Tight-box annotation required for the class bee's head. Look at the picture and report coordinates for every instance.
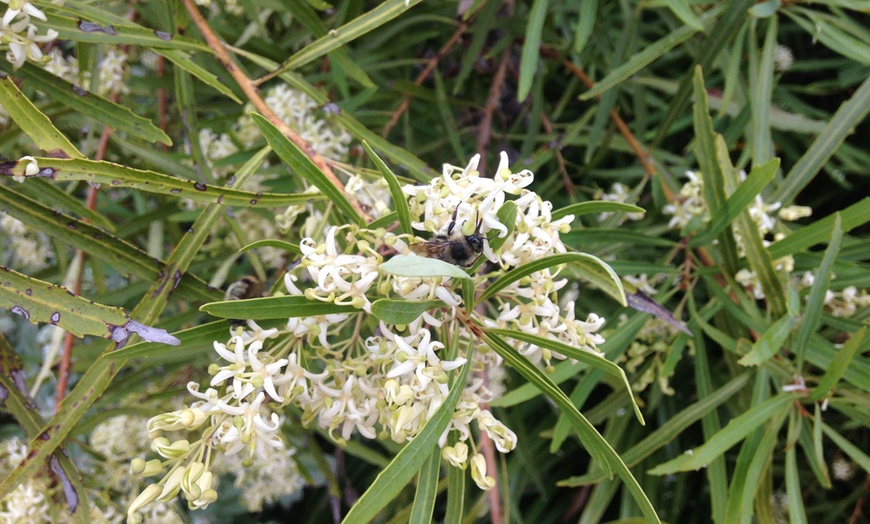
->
[466,217,484,253]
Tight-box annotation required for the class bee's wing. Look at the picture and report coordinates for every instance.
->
[409,240,453,260]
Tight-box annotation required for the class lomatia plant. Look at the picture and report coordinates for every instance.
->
[130,148,651,522]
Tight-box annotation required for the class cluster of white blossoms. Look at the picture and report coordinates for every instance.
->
[597,182,645,225]
[130,152,608,518]
[0,0,57,68]
[0,211,53,270]
[234,84,352,160]
[664,171,809,298]
[41,46,131,97]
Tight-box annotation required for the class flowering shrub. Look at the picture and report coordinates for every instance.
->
[128,152,629,520]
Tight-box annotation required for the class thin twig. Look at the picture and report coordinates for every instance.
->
[181,0,370,221]
[382,21,468,138]
[539,112,575,196]
[561,59,671,200]
[476,50,510,176]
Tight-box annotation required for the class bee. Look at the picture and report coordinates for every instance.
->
[410,206,484,267]
[224,275,264,302]
[224,276,264,329]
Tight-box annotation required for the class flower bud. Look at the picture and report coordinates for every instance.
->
[442,442,468,468]
[470,453,495,491]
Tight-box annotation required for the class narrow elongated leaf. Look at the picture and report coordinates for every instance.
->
[0,266,179,345]
[478,253,625,306]
[482,332,660,523]
[551,201,645,222]
[371,299,445,325]
[252,113,362,223]
[0,157,317,207]
[157,49,242,104]
[808,327,865,402]
[273,0,421,76]
[410,450,440,524]
[648,393,798,474]
[0,61,170,145]
[573,0,598,53]
[518,0,548,101]
[560,373,751,486]
[692,67,740,276]
[736,313,796,366]
[201,296,360,319]
[821,422,870,474]
[0,76,82,157]
[580,6,722,100]
[16,180,114,231]
[772,75,870,204]
[486,329,643,424]
[768,198,870,259]
[342,357,469,524]
[0,337,91,523]
[666,0,705,30]
[689,158,779,247]
[380,255,472,280]
[794,214,842,371]
[38,10,208,51]
[0,187,218,302]
[748,16,778,166]
[363,141,413,234]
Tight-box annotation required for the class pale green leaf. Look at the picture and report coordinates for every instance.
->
[380,255,472,280]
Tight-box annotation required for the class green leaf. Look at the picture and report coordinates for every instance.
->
[0,266,179,345]
[771,75,870,204]
[794,213,842,371]
[342,355,469,524]
[363,141,413,234]
[38,9,208,52]
[559,373,751,486]
[580,7,721,100]
[808,327,865,402]
[692,67,740,276]
[821,422,870,475]
[478,253,625,306]
[239,239,302,255]
[482,332,660,523]
[748,16,778,166]
[689,158,779,247]
[518,0,548,101]
[157,49,242,104]
[573,0,597,53]
[768,198,870,259]
[486,201,518,252]
[200,296,360,319]
[648,393,798,474]
[252,113,362,223]
[1,157,317,207]
[272,0,421,77]
[0,62,171,145]
[736,313,796,366]
[666,0,705,30]
[486,329,643,425]
[551,201,646,222]
[380,255,472,280]
[0,186,218,303]
[0,76,82,157]
[409,451,440,524]
[371,299,445,325]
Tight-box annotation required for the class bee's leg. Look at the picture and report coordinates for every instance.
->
[446,205,460,235]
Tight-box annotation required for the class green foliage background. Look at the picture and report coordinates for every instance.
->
[0,0,868,523]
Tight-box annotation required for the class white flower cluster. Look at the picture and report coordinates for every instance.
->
[235,84,352,161]
[0,211,53,270]
[0,437,52,522]
[131,153,608,517]
[663,170,813,300]
[598,182,645,225]
[0,0,57,68]
[41,46,130,97]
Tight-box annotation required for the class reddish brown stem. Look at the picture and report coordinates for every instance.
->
[181,0,369,221]
[382,21,468,138]
[476,50,510,176]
